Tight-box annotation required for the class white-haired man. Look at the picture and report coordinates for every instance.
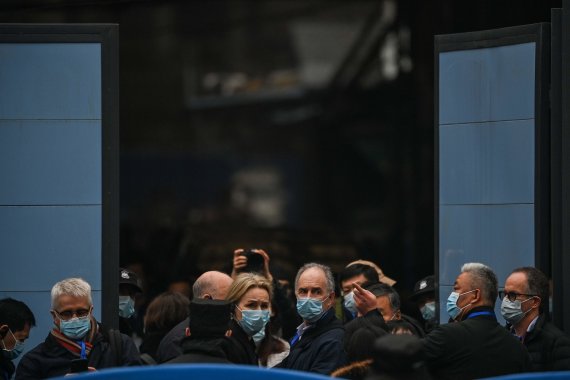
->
[16,278,140,379]
[423,263,530,379]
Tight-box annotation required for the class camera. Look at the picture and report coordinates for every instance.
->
[239,249,265,274]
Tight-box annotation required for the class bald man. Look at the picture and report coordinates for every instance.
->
[155,271,233,363]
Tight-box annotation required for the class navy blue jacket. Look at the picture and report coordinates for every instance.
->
[279,309,346,375]
[15,329,140,379]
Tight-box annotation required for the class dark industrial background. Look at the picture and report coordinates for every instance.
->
[0,0,560,297]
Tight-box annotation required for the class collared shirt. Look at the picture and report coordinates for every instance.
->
[527,316,539,333]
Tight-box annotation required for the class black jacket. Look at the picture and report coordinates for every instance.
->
[423,306,530,380]
[0,353,15,380]
[225,320,258,365]
[155,317,187,363]
[523,313,570,371]
[165,337,231,365]
[279,309,346,375]
[15,329,140,380]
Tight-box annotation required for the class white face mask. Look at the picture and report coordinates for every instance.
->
[500,297,533,325]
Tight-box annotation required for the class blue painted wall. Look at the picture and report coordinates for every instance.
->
[438,42,536,323]
[0,42,102,361]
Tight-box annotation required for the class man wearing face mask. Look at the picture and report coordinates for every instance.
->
[278,263,346,375]
[422,263,530,379]
[15,278,140,379]
[0,299,36,380]
[118,268,142,338]
[410,275,437,333]
[339,264,379,323]
[501,267,570,371]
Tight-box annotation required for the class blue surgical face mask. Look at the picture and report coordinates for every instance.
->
[1,329,25,359]
[420,301,436,321]
[237,307,270,337]
[252,327,266,344]
[119,296,136,319]
[343,292,358,316]
[59,316,91,340]
[447,290,476,321]
[296,296,329,323]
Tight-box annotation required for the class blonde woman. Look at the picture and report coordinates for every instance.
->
[225,273,289,366]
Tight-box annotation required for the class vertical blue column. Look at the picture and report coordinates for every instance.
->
[438,42,537,323]
[0,43,102,358]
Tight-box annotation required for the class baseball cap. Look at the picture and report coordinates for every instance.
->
[409,275,435,302]
[119,268,142,293]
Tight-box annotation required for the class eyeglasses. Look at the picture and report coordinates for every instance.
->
[498,290,537,302]
[53,308,91,321]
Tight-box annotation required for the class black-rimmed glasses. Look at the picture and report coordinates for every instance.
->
[498,290,537,302]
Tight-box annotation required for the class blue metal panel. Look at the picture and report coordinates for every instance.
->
[439,204,535,286]
[0,206,102,291]
[439,119,535,205]
[0,120,101,205]
[52,364,334,380]
[439,42,535,124]
[0,290,102,367]
[0,43,101,119]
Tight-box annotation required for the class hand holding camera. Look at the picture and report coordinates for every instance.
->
[231,248,272,282]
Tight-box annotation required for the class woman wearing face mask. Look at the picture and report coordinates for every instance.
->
[225,273,273,365]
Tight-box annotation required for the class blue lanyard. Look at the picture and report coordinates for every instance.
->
[79,341,86,359]
[466,311,495,319]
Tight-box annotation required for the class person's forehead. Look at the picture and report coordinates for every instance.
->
[455,272,470,285]
[505,272,528,290]
[242,287,269,301]
[56,294,91,309]
[13,323,31,340]
[341,274,366,289]
[298,267,326,286]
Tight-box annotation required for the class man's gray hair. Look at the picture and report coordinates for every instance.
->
[461,263,498,306]
[295,263,335,294]
[51,278,92,309]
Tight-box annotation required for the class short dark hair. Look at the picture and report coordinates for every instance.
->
[366,283,400,311]
[339,264,379,287]
[0,298,36,332]
[512,267,549,314]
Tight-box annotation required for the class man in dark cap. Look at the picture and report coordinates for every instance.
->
[410,275,436,333]
[118,268,143,337]
[165,299,232,364]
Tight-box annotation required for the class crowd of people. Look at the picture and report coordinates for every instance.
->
[1,249,569,380]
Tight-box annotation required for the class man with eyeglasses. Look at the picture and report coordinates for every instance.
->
[16,278,140,379]
[278,263,346,375]
[501,267,570,371]
[422,263,530,379]
[0,298,35,380]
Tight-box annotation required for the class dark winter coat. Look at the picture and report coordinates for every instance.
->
[165,337,231,365]
[225,320,258,365]
[279,309,346,375]
[15,329,140,380]
[523,313,570,371]
[423,306,531,380]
